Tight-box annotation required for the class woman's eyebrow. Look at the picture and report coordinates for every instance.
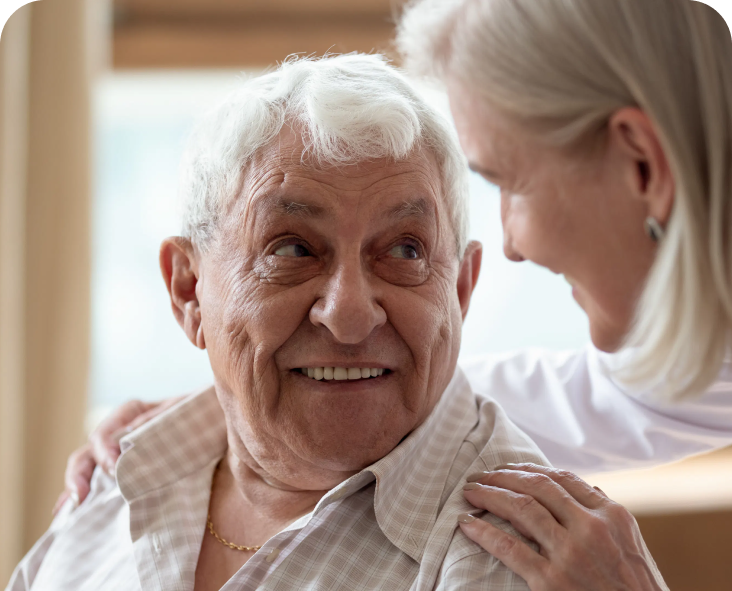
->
[468,162,501,180]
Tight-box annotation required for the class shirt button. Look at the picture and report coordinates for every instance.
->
[265,547,280,563]
[152,533,162,554]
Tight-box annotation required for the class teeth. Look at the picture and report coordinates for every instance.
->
[298,367,386,381]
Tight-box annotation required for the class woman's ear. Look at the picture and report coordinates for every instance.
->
[608,107,675,225]
[457,240,483,321]
[160,237,206,350]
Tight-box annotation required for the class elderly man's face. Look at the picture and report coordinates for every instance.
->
[162,131,481,490]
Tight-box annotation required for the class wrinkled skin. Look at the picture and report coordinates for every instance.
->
[174,131,476,492]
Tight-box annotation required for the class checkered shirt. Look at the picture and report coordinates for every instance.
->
[8,368,550,591]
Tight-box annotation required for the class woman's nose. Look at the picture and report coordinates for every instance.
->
[503,235,525,262]
[309,265,387,344]
[500,190,525,263]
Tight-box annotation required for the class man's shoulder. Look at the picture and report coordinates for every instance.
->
[464,380,551,470]
[438,515,532,590]
[115,386,227,501]
[410,372,541,590]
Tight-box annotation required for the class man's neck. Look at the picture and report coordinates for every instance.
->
[219,449,328,528]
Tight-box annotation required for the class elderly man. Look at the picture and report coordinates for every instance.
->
[8,54,547,591]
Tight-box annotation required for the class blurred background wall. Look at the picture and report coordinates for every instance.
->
[1,0,96,581]
[0,0,730,589]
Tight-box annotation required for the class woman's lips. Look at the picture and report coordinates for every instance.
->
[563,274,577,287]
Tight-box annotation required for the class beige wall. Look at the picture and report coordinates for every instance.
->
[0,0,97,583]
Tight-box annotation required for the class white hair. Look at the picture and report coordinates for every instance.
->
[179,53,469,257]
[398,0,732,401]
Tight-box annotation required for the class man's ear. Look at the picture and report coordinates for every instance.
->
[457,240,483,321]
[608,107,675,225]
[160,237,206,350]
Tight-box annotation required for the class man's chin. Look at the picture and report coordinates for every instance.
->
[296,427,411,474]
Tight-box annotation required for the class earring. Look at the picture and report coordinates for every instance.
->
[644,217,665,242]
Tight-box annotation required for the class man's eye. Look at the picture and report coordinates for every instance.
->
[274,243,311,257]
[388,243,420,260]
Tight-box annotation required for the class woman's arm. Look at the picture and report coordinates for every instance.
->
[455,344,732,590]
[461,345,732,475]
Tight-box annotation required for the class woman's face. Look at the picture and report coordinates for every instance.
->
[448,85,658,351]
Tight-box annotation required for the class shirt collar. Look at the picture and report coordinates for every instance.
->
[117,368,478,564]
[308,368,478,563]
[367,368,477,562]
[117,386,227,502]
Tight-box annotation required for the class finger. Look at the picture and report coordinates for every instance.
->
[495,463,608,510]
[593,485,608,498]
[91,400,157,473]
[463,483,566,551]
[125,397,178,432]
[457,513,548,588]
[467,468,588,527]
[64,443,95,504]
[52,491,70,517]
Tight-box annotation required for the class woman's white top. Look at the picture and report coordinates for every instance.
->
[460,345,732,475]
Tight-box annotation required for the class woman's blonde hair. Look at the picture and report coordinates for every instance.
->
[398,0,732,401]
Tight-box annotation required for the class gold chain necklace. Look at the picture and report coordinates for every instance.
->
[207,513,262,552]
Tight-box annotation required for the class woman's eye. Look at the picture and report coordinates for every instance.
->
[389,243,420,260]
[273,243,311,257]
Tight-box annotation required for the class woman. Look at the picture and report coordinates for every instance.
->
[61,0,732,589]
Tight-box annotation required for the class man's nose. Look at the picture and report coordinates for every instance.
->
[500,189,525,263]
[309,264,387,344]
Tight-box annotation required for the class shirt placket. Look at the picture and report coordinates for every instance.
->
[222,524,305,590]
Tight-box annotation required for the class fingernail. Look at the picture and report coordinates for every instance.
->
[466,471,489,483]
[463,482,481,491]
[457,513,476,524]
[104,459,116,476]
[69,490,80,508]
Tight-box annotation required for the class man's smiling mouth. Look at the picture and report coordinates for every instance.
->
[294,367,389,381]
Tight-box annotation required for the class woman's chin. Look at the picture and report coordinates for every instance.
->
[588,318,627,353]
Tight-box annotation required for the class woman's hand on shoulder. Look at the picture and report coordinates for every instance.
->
[458,463,667,591]
[53,397,184,515]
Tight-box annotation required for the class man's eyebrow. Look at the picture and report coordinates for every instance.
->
[273,199,328,218]
[385,197,434,221]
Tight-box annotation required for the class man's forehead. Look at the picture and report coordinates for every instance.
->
[241,155,443,222]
